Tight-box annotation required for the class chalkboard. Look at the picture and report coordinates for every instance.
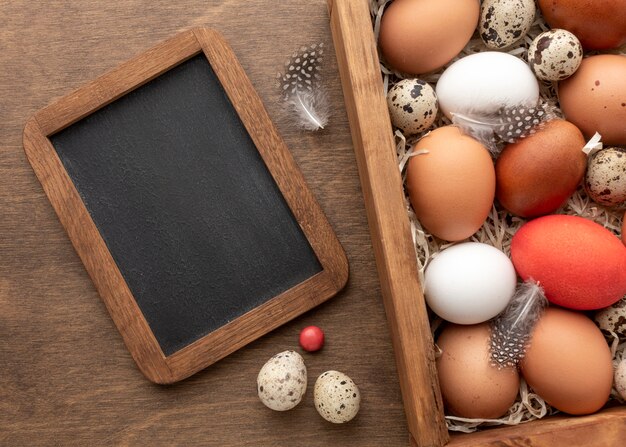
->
[23,28,348,383]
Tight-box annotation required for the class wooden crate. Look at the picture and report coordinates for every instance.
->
[327,1,626,446]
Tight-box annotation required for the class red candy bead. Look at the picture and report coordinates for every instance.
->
[299,326,324,352]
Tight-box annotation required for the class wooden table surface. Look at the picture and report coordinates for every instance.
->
[0,1,411,446]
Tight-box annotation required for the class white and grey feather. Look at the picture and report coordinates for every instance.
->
[451,100,559,156]
[489,280,548,369]
[279,43,330,131]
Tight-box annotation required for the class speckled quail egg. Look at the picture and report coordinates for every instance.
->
[584,147,626,208]
[615,359,626,400]
[257,350,307,411]
[529,29,583,81]
[479,0,535,49]
[386,79,438,136]
[595,296,626,337]
[314,370,360,423]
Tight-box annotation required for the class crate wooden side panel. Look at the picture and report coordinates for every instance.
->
[445,407,626,446]
[328,1,448,446]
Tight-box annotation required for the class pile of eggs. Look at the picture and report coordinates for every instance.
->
[375,0,626,426]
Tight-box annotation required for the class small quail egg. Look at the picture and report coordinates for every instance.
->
[529,29,583,81]
[584,147,626,208]
[615,358,626,400]
[257,350,307,411]
[595,296,626,337]
[314,370,360,423]
[386,79,438,136]
[480,0,535,49]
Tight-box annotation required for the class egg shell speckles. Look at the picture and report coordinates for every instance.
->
[595,296,626,337]
[528,29,583,81]
[386,79,438,136]
[615,359,626,400]
[257,350,307,411]
[314,370,360,423]
[585,147,626,209]
[622,211,626,245]
[480,0,535,49]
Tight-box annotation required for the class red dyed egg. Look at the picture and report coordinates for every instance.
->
[511,215,626,310]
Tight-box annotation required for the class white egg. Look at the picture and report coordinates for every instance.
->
[528,29,583,81]
[257,350,307,411]
[314,370,360,423]
[436,52,539,119]
[386,79,438,135]
[480,0,535,49]
[424,242,517,324]
[615,358,626,400]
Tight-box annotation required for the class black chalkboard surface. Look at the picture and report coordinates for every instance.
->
[23,28,348,383]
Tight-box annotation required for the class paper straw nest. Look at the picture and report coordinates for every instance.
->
[369,0,626,433]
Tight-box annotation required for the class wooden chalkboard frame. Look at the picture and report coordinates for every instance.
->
[23,28,349,384]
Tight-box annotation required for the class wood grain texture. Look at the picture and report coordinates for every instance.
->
[445,407,626,446]
[34,30,202,135]
[328,1,448,446]
[1,1,409,446]
[5,1,623,446]
[24,26,348,384]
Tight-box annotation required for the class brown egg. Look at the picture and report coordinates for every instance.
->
[436,323,520,419]
[406,126,495,241]
[379,0,479,75]
[558,55,626,146]
[538,0,626,50]
[495,120,587,218]
[520,307,613,415]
